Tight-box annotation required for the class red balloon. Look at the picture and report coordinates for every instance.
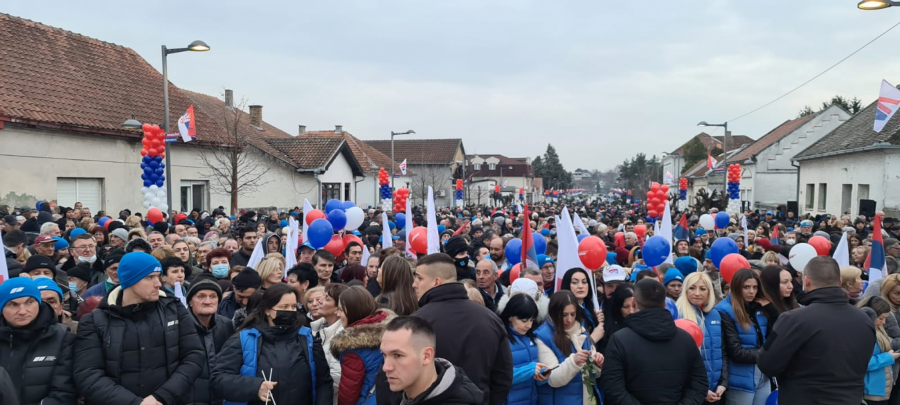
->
[660,185,669,193]
[140,149,148,156]
[158,153,165,159]
[343,234,364,252]
[409,227,428,254]
[147,208,163,224]
[634,224,647,239]
[324,235,344,257]
[650,183,659,192]
[808,236,831,256]
[648,210,658,218]
[719,253,750,284]
[578,236,608,270]
[675,319,703,348]
[305,209,327,225]
[148,148,158,156]
[141,123,151,132]
[509,263,522,285]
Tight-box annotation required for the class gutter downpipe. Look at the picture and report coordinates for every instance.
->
[790,159,800,215]
[297,167,326,208]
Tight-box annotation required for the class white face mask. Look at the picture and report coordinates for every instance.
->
[77,255,97,264]
[786,239,796,246]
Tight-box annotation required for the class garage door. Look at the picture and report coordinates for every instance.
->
[57,178,103,211]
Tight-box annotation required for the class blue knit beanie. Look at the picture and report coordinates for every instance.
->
[695,228,707,237]
[664,268,685,286]
[675,256,699,275]
[540,228,551,237]
[537,254,554,269]
[69,228,87,240]
[117,252,162,290]
[606,252,617,266]
[34,277,63,301]
[52,236,69,251]
[0,277,42,310]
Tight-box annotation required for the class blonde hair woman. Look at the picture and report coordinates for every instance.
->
[840,266,863,304]
[761,251,779,267]
[124,215,142,230]
[675,272,728,402]
[256,253,285,289]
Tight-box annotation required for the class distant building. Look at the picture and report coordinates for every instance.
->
[365,139,466,207]
[465,154,535,205]
[662,132,754,183]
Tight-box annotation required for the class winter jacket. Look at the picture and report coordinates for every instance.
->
[757,286,875,405]
[507,328,540,405]
[865,342,894,400]
[600,308,708,405]
[0,366,19,405]
[310,317,344,403]
[496,293,549,325]
[330,310,395,405]
[0,303,76,405]
[4,247,22,278]
[687,306,728,392]
[374,358,484,405]
[715,296,767,393]
[184,314,235,405]
[211,323,333,405]
[534,322,598,405]
[413,282,513,405]
[217,292,241,320]
[73,287,205,405]
[230,250,252,268]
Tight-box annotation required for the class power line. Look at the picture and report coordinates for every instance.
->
[727,18,900,123]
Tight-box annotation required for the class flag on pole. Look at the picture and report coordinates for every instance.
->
[659,201,674,265]
[302,199,313,244]
[453,221,469,237]
[284,217,300,274]
[557,207,601,310]
[573,213,589,235]
[426,186,440,255]
[405,197,415,259]
[770,224,780,246]
[399,159,407,176]
[381,212,393,249]
[707,154,718,170]
[0,247,8,284]
[246,236,266,269]
[866,214,887,282]
[521,204,538,268]
[361,243,371,270]
[177,105,196,142]
[673,213,689,241]
[875,80,900,132]
[833,231,850,267]
[741,215,749,253]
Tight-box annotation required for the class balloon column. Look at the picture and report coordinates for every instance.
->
[455,179,464,207]
[678,178,688,211]
[378,168,392,211]
[552,190,559,201]
[494,185,501,207]
[518,188,524,201]
[644,182,669,220]
[726,164,741,214]
[393,188,409,213]
[139,124,169,213]
[543,189,549,202]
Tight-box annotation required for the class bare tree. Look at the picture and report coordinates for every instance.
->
[194,97,272,213]
[410,164,451,206]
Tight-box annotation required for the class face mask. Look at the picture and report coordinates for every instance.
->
[77,255,97,264]
[34,275,52,280]
[454,257,468,268]
[271,310,297,327]
[69,282,79,294]
[211,264,229,278]
[786,239,796,246]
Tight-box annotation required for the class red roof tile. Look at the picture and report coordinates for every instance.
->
[730,114,816,163]
[364,139,464,165]
[299,130,410,175]
[265,137,364,176]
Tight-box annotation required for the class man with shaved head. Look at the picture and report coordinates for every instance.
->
[412,253,512,405]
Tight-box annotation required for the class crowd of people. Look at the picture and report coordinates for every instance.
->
[0,199,898,405]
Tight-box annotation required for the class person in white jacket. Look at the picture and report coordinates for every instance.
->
[309,283,348,404]
[496,275,549,324]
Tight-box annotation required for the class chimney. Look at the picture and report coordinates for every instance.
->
[298,125,306,135]
[335,125,343,134]
[249,105,262,127]
[224,89,233,108]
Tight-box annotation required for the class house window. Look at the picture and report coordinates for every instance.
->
[180,181,209,213]
[57,178,103,211]
[473,163,481,170]
[818,183,827,210]
[841,184,852,215]
[805,184,815,209]
[323,183,341,201]
[344,183,351,201]
[488,163,496,170]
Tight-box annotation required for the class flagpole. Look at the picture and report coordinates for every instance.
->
[162,45,173,220]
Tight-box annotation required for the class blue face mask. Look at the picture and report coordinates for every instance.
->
[68,282,79,294]
[211,264,229,278]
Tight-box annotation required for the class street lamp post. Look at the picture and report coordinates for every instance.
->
[390,130,415,190]
[858,0,900,9]
[697,121,728,195]
[162,40,209,221]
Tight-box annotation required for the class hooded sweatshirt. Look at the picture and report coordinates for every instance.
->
[375,358,484,405]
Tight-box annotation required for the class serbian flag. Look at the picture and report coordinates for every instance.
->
[874,80,900,132]
[707,154,718,169]
[177,105,197,142]
[521,204,539,268]
[673,213,690,241]
[770,224,780,246]
[866,214,887,282]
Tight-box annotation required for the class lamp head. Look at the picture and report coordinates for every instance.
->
[188,40,210,52]
[122,118,142,130]
[858,0,893,9]
[697,121,710,127]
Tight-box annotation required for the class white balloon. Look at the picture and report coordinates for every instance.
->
[149,185,159,192]
[344,207,365,230]
[789,243,817,273]
[141,187,149,195]
[156,189,166,198]
[143,201,151,209]
[145,192,155,200]
[151,197,161,206]
[159,204,169,212]
[699,214,715,230]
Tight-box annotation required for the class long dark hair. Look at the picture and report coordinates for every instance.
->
[759,265,798,314]
[499,294,539,341]
[729,269,770,330]
[603,283,635,326]
[560,267,599,331]
[339,286,378,326]
[239,284,300,331]
[375,256,419,316]
[548,290,582,357]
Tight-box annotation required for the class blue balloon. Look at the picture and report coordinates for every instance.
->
[98,217,109,226]
[325,199,344,213]
[710,237,739,269]
[438,225,446,234]
[342,201,356,210]
[327,209,347,231]
[394,213,406,229]
[308,218,334,249]
[155,180,164,187]
[533,232,547,255]
[643,235,671,267]
[140,163,147,169]
[388,221,396,230]
[577,234,589,243]
[505,238,522,266]
[141,174,148,181]
[714,212,730,229]
[143,180,152,187]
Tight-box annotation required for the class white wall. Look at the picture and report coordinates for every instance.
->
[798,150,900,217]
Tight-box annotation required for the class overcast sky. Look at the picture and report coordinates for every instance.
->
[8,1,900,171]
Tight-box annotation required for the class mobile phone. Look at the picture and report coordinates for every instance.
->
[540,365,559,376]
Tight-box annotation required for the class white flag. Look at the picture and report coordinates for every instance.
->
[573,213,589,236]
[556,207,600,311]
[302,199,313,244]
[246,236,266,269]
[284,217,300,272]
[173,282,187,308]
[0,247,10,284]
[659,201,674,265]
[405,198,415,259]
[381,212,393,249]
[426,186,440,255]
[833,231,850,267]
[741,215,749,255]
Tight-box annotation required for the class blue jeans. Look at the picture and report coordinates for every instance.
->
[725,366,771,405]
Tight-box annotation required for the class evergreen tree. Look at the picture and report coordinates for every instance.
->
[534,144,572,190]
[681,137,706,173]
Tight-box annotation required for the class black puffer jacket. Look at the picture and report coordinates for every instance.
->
[3,247,22,278]
[413,283,512,405]
[211,323,333,405]
[184,314,234,405]
[0,303,76,405]
[375,358,484,405]
[0,366,19,405]
[600,308,708,405]
[73,287,205,405]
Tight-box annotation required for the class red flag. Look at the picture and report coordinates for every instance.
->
[521,204,538,268]
[453,221,469,237]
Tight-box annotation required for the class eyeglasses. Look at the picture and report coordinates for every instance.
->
[71,245,96,252]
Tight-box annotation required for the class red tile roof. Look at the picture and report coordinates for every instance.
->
[265,137,364,175]
[669,132,754,155]
[364,139,464,165]
[299,130,409,175]
[729,114,816,163]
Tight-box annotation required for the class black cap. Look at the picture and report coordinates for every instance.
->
[186,273,223,304]
[67,262,93,283]
[24,254,56,277]
[2,215,16,226]
[104,249,125,269]
[232,267,262,290]
[444,236,469,258]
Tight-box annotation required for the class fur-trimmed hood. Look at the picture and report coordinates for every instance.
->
[496,292,549,324]
[330,309,396,358]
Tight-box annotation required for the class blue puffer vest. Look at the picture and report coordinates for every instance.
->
[534,322,596,405]
[715,298,767,393]
[223,326,317,405]
[693,307,724,391]
[339,348,382,405]
[508,328,539,405]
